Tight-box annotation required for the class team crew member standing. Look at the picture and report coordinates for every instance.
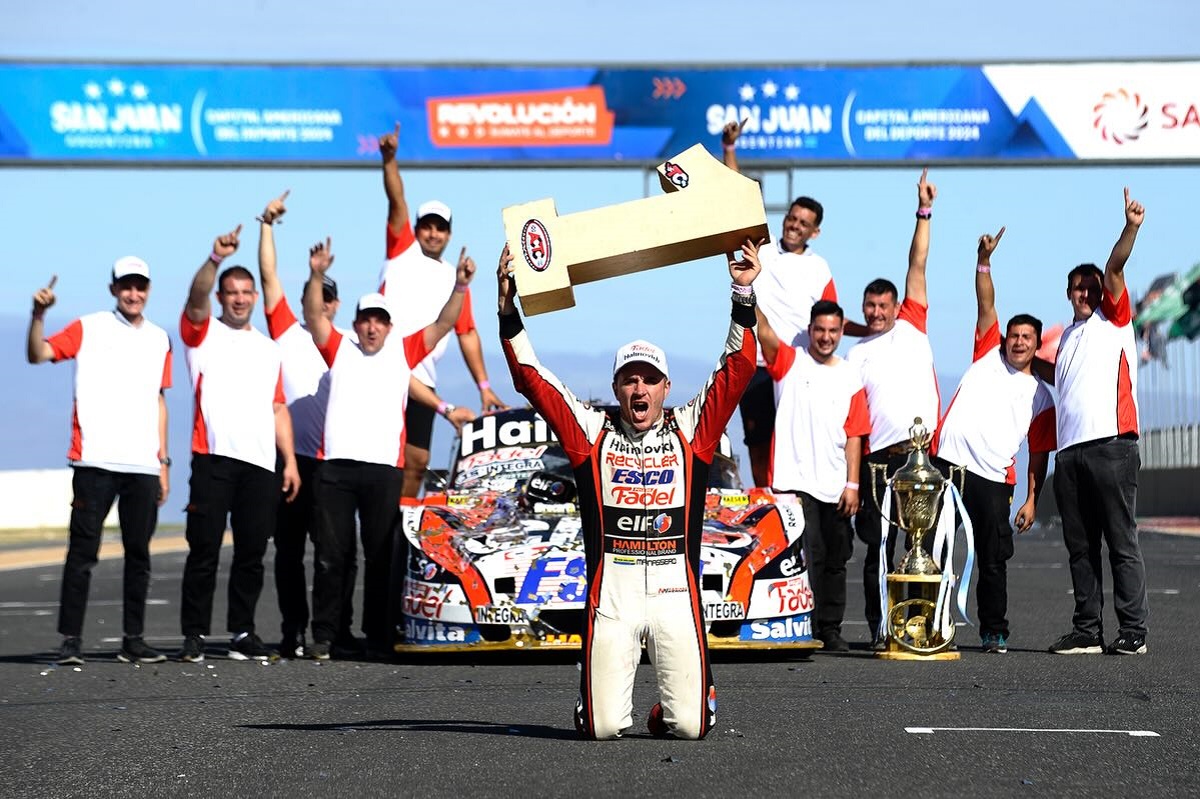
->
[933,228,1056,654]
[721,120,841,487]
[1046,188,1149,656]
[846,169,942,648]
[178,225,301,663]
[752,288,870,654]
[28,260,172,666]
[303,238,476,660]
[376,124,506,498]
[498,242,759,741]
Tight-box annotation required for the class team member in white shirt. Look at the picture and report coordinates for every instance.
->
[934,228,1057,654]
[28,259,172,666]
[377,124,507,499]
[846,169,942,648]
[752,279,870,653]
[1044,189,1149,657]
[178,225,301,664]
[721,121,852,487]
[302,238,476,660]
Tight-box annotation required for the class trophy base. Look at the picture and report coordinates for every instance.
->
[878,574,957,659]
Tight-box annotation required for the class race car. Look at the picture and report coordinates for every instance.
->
[394,407,818,653]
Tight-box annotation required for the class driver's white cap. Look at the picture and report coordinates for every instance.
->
[612,339,669,379]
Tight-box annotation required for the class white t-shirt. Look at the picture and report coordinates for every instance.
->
[378,219,475,388]
[845,298,941,453]
[754,242,837,367]
[316,327,432,467]
[936,321,1057,484]
[1055,288,1140,451]
[264,296,360,460]
[47,310,171,475]
[181,313,284,472]
[766,343,870,503]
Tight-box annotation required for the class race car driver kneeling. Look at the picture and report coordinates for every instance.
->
[497,242,760,740]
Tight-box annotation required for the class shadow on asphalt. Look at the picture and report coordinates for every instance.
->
[238,718,579,740]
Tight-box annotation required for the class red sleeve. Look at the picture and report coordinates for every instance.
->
[688,321,758,462]
[821,278,838,303]
[315,328,343,367]
[274,369,286,404]
[179,311,209,347]
[404,329,434,368]
[1101,285,1132,326]
[160,346,172,390]
[844,387,872,438]
[898,297,928,333]
[1028,405,1057,453]
[265,296,297,340]
[973,320,1001,362]
[454,289,476,335]
[46,319,83,362]
[764,342,795,381]
[386,219,416,260]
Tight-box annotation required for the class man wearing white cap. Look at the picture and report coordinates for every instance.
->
[498,241,760,741]
[377,124,507,498]
[302,238,476,660]
[27,257,172,666]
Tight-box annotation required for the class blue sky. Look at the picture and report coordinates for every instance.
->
[3,0,1198,518]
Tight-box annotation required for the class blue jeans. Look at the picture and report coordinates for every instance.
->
[1052,437,1148,638]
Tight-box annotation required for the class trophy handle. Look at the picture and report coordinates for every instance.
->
[951,465,967,495]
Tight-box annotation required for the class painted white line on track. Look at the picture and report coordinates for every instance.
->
[905,727,1159,737]
[0,599,169,608]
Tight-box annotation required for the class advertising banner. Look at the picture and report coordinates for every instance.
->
[1,61,1197,165]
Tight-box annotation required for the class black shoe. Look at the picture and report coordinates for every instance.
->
[365,640,396,662]
[870,633,887,652]
[228,632,276,661]
[1108,633,1148,655]
[817,631,850,653]
[178,635,206,663]
[332,633,365,659]
[57,636,85,666]
[118,636,167,664]
[279,632,307,660]
[1048,630,1104,655]
[307,640,332,661]
[981,633,1008,654]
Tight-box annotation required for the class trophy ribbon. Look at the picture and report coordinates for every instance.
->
[930,481,976,636]
[876,485,894,642]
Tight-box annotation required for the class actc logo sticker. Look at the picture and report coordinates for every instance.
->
[662,161,689,188]
[521,219,552,272]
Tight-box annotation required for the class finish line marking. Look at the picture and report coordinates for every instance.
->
[906,727,1159,737]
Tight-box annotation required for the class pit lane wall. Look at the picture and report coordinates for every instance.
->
[0,469,119,530]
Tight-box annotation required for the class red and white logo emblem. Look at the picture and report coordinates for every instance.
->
[662,161,689,188]
[1093,88,1149,145]
[520,219,552,272]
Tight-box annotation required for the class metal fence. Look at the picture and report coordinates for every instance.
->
[1137,337,1200,469]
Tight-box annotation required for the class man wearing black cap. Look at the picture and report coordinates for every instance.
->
[27,257,172,665]
[301,239,476,660]
[377,123,507,498]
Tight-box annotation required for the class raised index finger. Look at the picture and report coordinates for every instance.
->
[994,225,1006,242]
[278,189,290,203]
[919,167,929,183]
[47,274,58,290]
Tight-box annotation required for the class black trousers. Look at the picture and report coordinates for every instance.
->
[956,468,1015,638]
[311,459,402,647]
[58,467,160,638]
[272,455,358,639]
[1053,437,1148,638]
[797,492,853,638]
[853,450,906,632]
[180,454,281,636]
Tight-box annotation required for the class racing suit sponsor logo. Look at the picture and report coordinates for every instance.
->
[659,586,688,594]
[603,451,679,469]
[606,536,681,557]
[609,485,677,506]
[405,618,482,644]
[614,512,679,534]
[610,467,676,486]
[612,555,639,566]
[604,438,674,456]
[704,601,746,620]
[738,614,813,642]
[474,605,529,625]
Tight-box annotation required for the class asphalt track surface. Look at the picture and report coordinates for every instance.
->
[2,522,1197,798]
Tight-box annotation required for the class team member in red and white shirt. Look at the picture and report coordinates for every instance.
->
[845,169,942,647]
[376,124,507,498]
[934,228,1056,654]
[177,225,301,664]
[302,238,475,660]
[753,280,870,653]
[27,259,172,666]
[721,120,845,487]
[1043,189,1149,657]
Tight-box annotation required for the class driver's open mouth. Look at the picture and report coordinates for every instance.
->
[632,400,649,413]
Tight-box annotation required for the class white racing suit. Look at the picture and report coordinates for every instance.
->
[500,300,757,740]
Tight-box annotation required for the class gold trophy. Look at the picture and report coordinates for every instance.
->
[868,418,966,658]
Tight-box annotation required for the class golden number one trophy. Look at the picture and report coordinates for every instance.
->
[868,418,972,660]
[501,143,769,315]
